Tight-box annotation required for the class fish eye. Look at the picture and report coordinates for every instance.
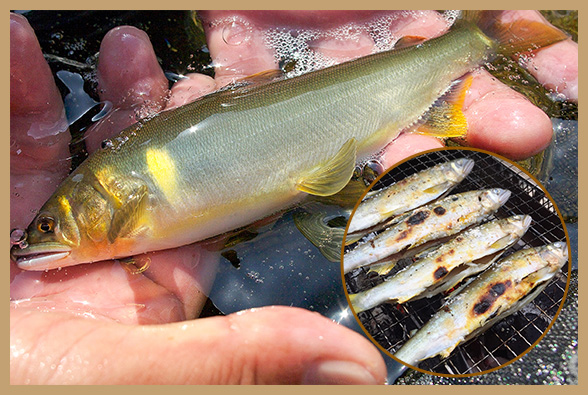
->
[37,216,55,233]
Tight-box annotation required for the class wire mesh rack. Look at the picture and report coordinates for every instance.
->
[344,148,569,375]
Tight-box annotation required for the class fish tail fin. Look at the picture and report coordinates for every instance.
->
[462,10,569,55]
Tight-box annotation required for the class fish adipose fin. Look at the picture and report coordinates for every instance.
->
[413,75,472,138]
[296,138,358,196]
[107,185,149,243]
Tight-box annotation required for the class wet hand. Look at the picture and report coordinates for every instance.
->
[10,12,386,385]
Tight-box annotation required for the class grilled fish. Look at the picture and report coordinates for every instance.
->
[11,13,566,270]
[349,215,532,313]
[343,189,511,274]
[393,242,568,368]
[348,158,474,235]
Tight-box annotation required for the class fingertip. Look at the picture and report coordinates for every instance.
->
[466,94,553,161]
[97,26,168,108]
[10,13,63,115]
[167,73,217,109]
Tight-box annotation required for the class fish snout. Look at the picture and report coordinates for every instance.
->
[487,188,511,207]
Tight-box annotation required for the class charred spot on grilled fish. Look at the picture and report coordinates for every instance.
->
[473,299,492,315]
[434,266,449,280]
[396,230,410,241]
[407,211,430,226]
[433,206,447,216]
[473,281,512,316]
[490,280,511,297]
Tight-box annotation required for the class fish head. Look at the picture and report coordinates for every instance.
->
[446,158,475,182]
[11,176,112,271]
[542,241,569,269]
[481,188,511,210]
[505,214,533,236]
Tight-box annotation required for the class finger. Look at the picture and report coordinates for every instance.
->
[463,69,553,160]
[10,260,186,324]
[10,13,71,230]
[11,306,387,384]
[380,133,444,169]
[166,73,217,110]
[501,11,577,103]
[85,26,169,153]
[136,244,220,319]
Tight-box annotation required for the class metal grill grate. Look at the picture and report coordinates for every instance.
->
[345,149,569,375]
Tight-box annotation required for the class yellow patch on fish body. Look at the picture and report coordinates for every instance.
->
[146,148,178,202]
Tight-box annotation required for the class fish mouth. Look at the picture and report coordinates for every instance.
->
[11,244,72,271]
[489,188,512,205]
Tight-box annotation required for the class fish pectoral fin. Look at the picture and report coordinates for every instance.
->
[368,259,398,276]
[489,235,515,250]
[293,210,344,262]
[413,75,472,138]
[296,138,358,196]
[107,185,149,243]
[422,180,454,195]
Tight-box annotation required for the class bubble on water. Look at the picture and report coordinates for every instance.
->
[442,10,461,27]
[10,228,28,248]
[222,19,252,46]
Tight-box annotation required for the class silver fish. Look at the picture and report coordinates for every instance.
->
[343,189,511,274]
[349,215,532,313]
[348,158,475,235]
[393,242,568,368]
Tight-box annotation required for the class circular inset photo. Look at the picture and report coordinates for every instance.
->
[342,148,570,377]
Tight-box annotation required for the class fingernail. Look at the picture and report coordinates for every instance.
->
[302,360,380,385]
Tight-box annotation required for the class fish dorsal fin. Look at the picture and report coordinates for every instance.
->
[238,69,286,85]
[297,138,358,196]
[413,74,472,138]
[293,210,344,262]
[394,35,428,49]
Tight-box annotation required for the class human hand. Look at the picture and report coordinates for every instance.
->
[10,12,387,385]
[10,10,576,384]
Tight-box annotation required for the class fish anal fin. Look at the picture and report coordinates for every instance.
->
[107,185,149,243]
[293,210,344,262]
[297,138,358,197]
[413,75,472,138]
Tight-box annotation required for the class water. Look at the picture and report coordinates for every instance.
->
[12,10,578,384]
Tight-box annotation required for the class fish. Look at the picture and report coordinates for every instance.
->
[11,12,567,270]
[348,215,532,313]
[347,158,475,235]
[343,188,511,274]
[393,242,568,368]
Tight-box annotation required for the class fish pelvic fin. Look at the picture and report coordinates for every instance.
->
[296,138,357,196]
[461,11,569,55]
[412,75,472,138]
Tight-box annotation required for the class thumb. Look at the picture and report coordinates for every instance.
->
[11,306,387,384]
